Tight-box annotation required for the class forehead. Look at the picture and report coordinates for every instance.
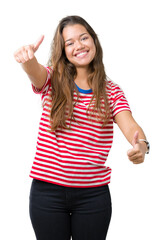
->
[62,24,89,41]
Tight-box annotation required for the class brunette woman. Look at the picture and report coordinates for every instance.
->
[14,15,149,240]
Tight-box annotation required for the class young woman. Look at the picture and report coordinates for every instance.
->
[14,15,149,240]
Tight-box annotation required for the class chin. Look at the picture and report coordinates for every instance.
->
[73,59,94,68]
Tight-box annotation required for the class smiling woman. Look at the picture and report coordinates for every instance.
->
[13,15,149,240]
[47,16,110,132]
[63,25,96,69]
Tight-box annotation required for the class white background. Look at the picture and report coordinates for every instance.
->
[1,0,163,239]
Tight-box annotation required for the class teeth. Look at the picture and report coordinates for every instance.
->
[76,51,87,57]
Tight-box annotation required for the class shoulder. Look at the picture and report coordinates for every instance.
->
[105,77,122,95]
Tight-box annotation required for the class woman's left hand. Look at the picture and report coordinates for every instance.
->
[127,131,146,164]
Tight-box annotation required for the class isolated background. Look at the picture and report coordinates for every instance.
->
[1,0,163,239]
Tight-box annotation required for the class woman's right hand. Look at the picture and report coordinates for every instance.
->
[13,35,48,89]
[14,35,44,64]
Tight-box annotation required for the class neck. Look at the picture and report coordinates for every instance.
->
[74,67,91,89]
[76,67,89,81]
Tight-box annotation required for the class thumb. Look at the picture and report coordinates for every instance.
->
[132,131,139,147]
[33,35,44,52]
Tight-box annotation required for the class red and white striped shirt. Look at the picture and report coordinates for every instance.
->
[29,66,131,188]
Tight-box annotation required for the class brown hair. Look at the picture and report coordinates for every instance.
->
[47,15,110,131]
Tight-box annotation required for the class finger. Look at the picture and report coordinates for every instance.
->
[132,158,144,164]
[22,49,30,62]
[15,56,21,63]
[128,152,144,163]
[132,161,143,164]
[127,149,139,158]
[28,48,34,59]
[16,52,26,63]
[132,131,139,146]
[26,46,34,59]
[14,51,21,63]
[128,154,142,161]
[14,47,27,63]
[33,35,44,52]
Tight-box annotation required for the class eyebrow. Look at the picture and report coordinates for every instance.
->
[64,33,88,43]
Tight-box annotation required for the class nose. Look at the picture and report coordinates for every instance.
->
[75,40,85,50]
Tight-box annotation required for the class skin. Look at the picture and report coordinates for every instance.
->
[62,24,96,89]
[13,35,48,89]
[114,111,147,164]
[13,25,148,164]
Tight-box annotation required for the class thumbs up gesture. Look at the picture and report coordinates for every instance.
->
[127,131,146,164]
[14,35,44,63]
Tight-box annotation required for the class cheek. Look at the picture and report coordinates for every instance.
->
[64,48,72,60]
[91,44,96,59]
[93,46,96,56]
[90,40,96,56]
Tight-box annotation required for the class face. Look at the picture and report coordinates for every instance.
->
[62,24,96,70]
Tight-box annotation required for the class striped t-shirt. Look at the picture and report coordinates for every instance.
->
[29,66,131,188]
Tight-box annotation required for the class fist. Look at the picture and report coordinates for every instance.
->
[127,131,146,164]
[13,35,44,63]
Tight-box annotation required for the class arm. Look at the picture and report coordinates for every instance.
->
[21,56,47,89]
[14,35,47,90]
[114,111,148,164]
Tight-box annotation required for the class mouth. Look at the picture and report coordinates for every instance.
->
[75,50,89,58]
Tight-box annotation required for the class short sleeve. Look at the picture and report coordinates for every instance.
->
[109,81,131,122]
[31,66,52,95]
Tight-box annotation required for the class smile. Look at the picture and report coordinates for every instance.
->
[75,51,89,58]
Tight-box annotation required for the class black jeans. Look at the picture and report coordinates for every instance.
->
[29,179,112,240]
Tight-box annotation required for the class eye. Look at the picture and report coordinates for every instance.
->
[66,42,74,47]
[81,36,88,41]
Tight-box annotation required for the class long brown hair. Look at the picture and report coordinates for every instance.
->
[47,15,110,131]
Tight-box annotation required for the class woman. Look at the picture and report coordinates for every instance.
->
[14,15,149,240]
